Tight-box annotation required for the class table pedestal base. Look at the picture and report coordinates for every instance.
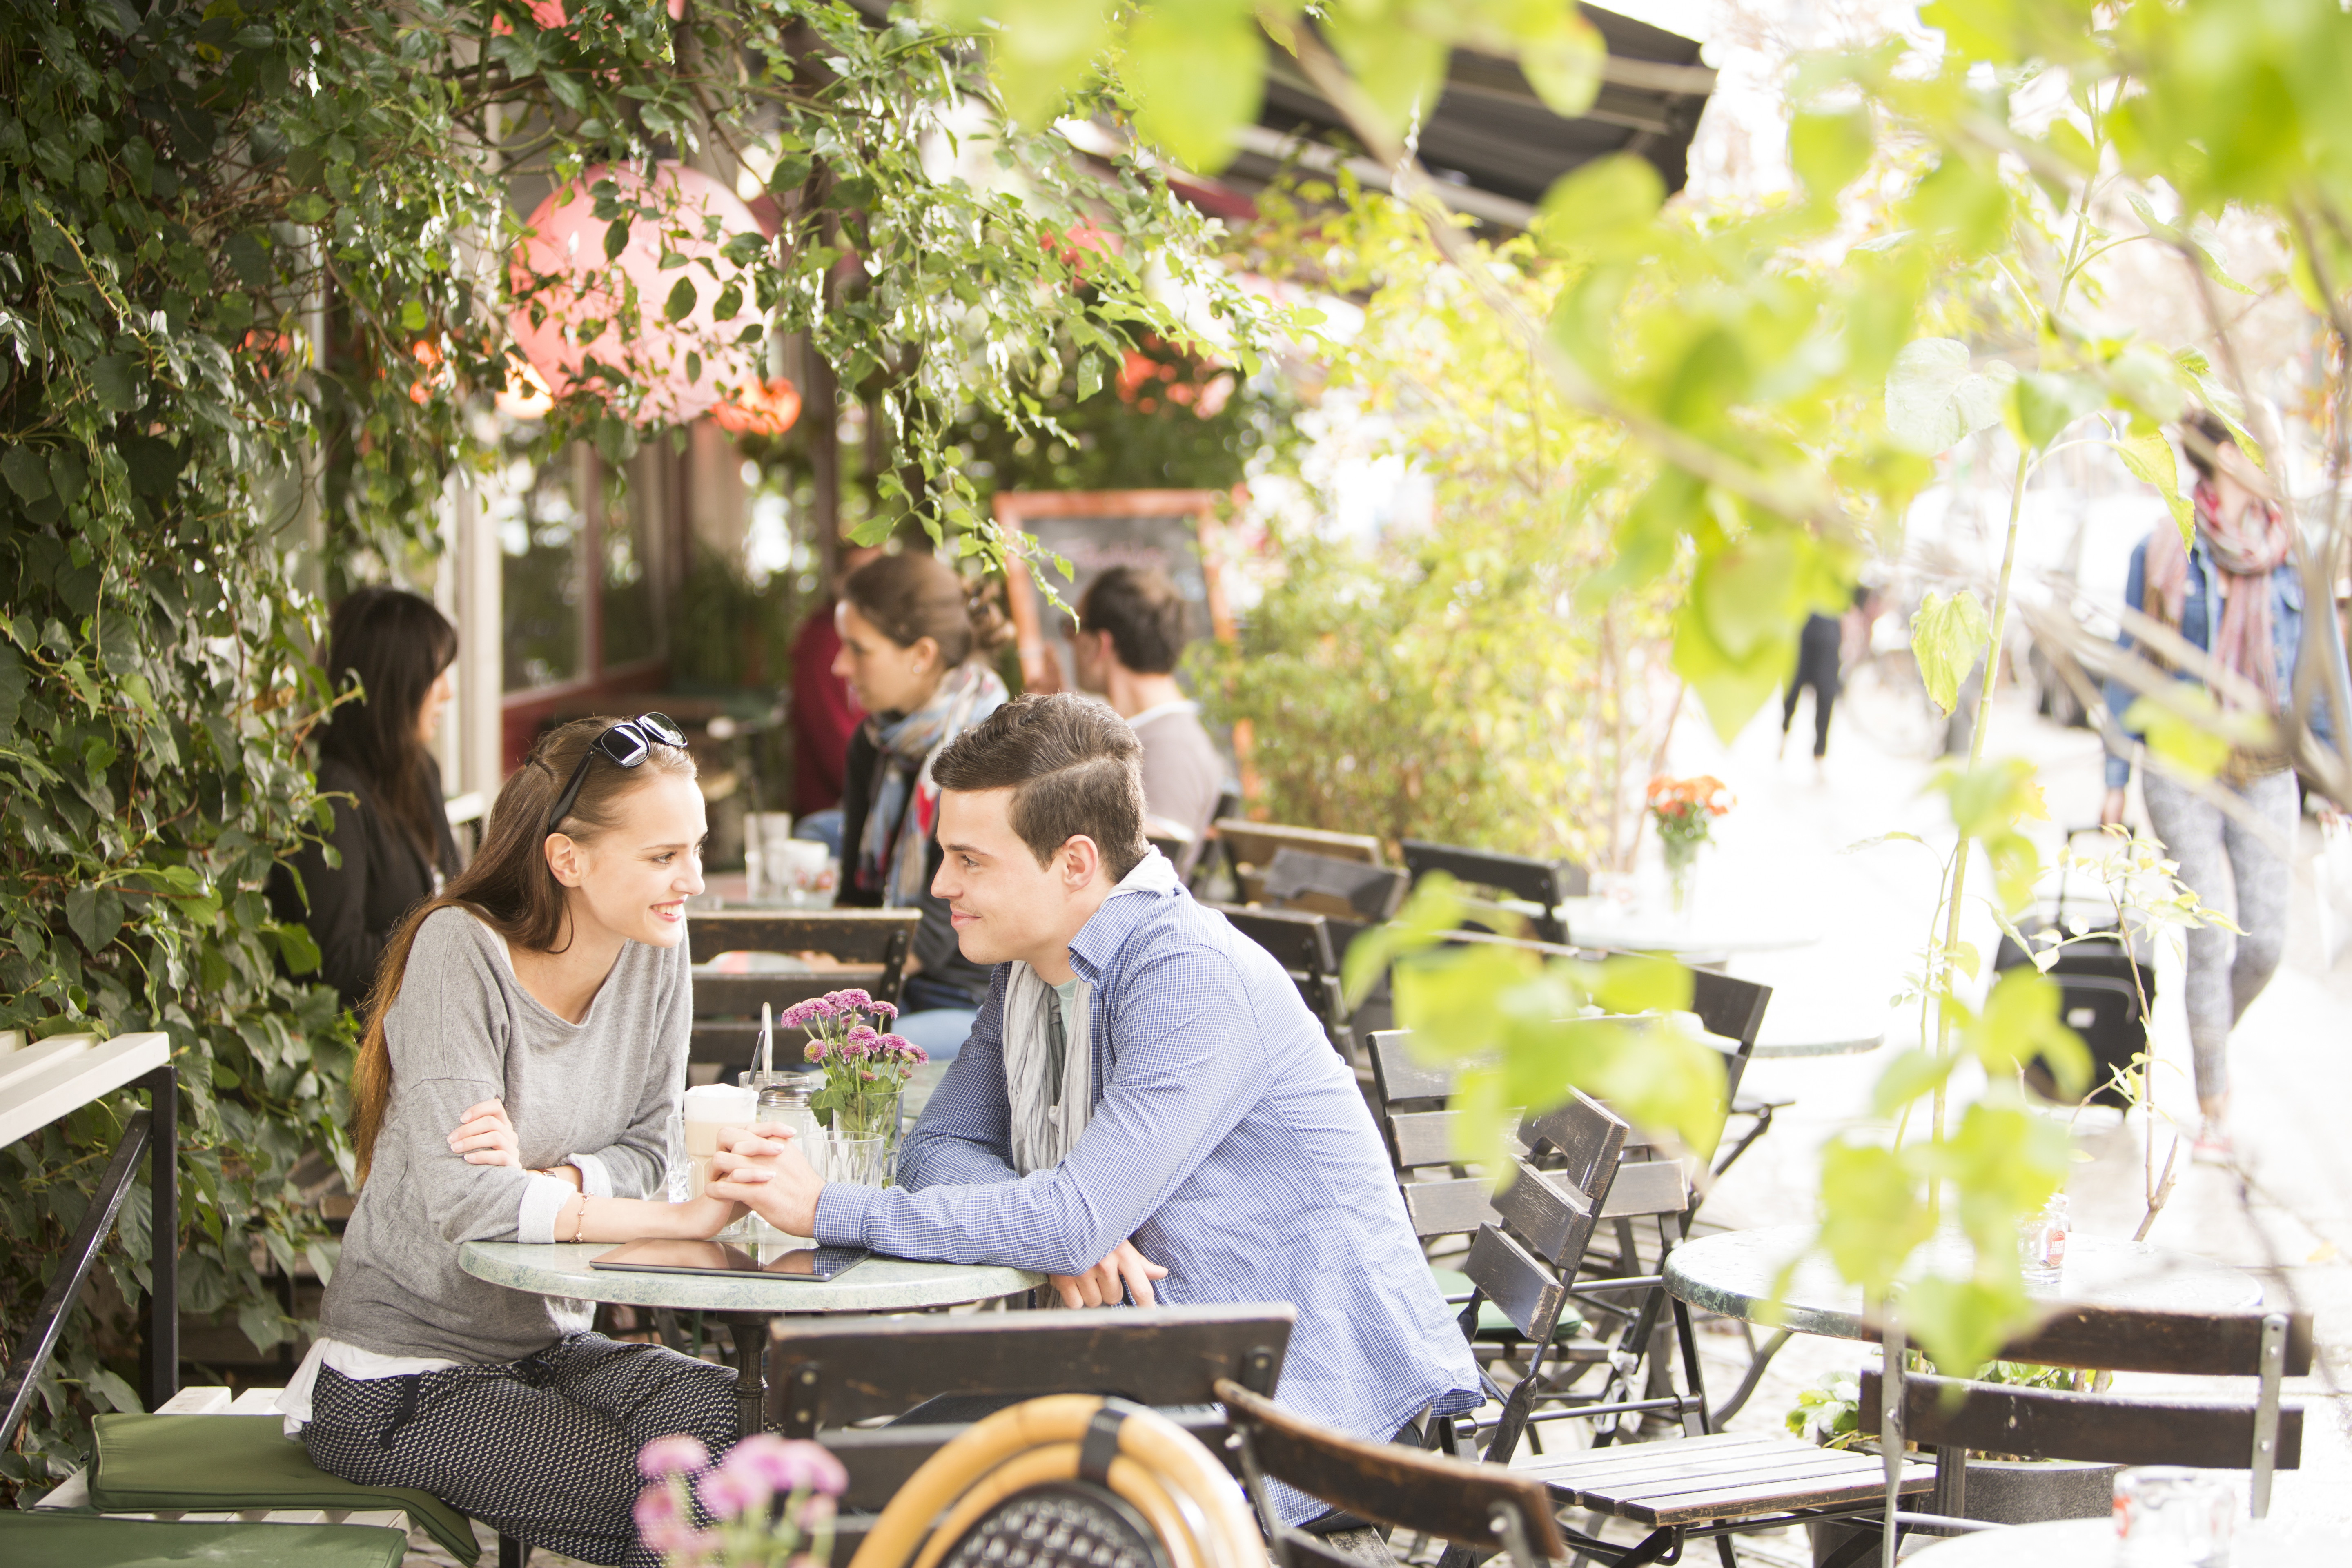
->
[723,1315,768,1437]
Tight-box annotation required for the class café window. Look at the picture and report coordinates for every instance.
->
[494,443,675,698]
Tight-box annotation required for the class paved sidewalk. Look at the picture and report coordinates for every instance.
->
[1657,686,2352,1559]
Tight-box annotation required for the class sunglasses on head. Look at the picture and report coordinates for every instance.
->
[544,713,688,837]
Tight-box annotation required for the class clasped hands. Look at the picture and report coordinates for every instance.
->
[448,1104,1170,1297]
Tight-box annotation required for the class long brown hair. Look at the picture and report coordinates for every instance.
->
[318,587,459,859]
[349,717,697,1181]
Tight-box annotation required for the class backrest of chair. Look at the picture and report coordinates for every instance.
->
[1992,1303,2315,1379]
[1214,819,1382,904]
[1401,839,1586,945]
[1368,1031,1684,1238]
[1860,1369,2305,1472]
[1262,849,1411,923]
[768,1305,1295,1437]
[685,909,921,1065]
[1216,1378,1565,1562]
[1458,1218,1568,1344]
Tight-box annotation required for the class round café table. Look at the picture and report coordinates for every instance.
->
[461,1240,1042,1435]
[1907,1515,2351,1564]
[1666,1224,2266,1341]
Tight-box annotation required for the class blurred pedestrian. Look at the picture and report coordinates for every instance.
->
[1069,566,1223,871]
[832,552,1012,1060]
[270,586,462,1010]
[2101,410,2346,1160]
[1780,610,1844,775]
[784,541,884,859]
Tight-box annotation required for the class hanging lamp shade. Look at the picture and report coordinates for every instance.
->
[711,375,801,437]
[508,161,767,425]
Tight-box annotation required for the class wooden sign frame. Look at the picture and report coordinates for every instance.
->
[993,488,1241,694]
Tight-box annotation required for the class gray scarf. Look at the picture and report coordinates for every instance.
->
[1002,850,1180,1174]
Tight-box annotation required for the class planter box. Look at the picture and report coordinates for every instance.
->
[1809,1457,2123,1564]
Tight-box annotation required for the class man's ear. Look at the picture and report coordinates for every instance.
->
[1060,835,1104,889]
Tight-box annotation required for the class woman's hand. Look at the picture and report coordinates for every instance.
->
[2100,786,2129,827]
[706,1124,824,1238]
[449,1100,521,1168]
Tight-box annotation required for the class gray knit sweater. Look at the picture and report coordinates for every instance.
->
[318,906,688,1364]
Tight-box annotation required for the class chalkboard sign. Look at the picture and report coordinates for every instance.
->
[996,489,1237,694]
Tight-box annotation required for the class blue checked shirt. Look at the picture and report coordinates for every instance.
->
[812,863,1481,1521]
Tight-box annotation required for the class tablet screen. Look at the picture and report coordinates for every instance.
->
[588,1238,871,1281]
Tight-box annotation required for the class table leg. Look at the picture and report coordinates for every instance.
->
[724,1315,768,1438]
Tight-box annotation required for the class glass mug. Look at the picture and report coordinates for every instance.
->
[680,1083,757,1200]
[2114,1466,2235,1566]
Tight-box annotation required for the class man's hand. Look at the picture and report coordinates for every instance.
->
[706,1123,825,1237]
[1049,1240,1169,1309]
[2099,786,2129,827]
[449,1100,521,1168]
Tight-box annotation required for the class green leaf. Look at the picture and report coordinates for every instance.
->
[1124,0,1265,173]
[1869,1048,1960,1118]
[272,922,322,976]
[399,298,428,333]
[65,886,123,953]
[2110,427,2192,546]
[1910,588,1989,715]
[1816,1139,1930,1297]
[1903,1274,2035,1391]
[664,277,697,321]
[1960,968,2091,1097]
[0,640,23,735]
[1537,153,1664,254]
[1791,108,1873,203]
[2122,693,2267,782]
[604,218,632,262]
[1076,351,1103,401]
[1585,954,1692,1017]
[2005,371,2098,450]
[1325,16,1449,138]
[711,282,743,321]
[1884,338,2014,455]
[2,444,51,501]
[934,0,1118,128]
[89,354,139,413]
[1516,11,1604,120]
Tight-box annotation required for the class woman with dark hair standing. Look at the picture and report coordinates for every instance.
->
[274,715,784,1567]
[831,552,1012,1059]
[2102,410,2345,1161]
[271,586,464,1009]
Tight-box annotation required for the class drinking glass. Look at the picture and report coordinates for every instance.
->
[818,1134,887,1189]
[2115,1466,2235,1566]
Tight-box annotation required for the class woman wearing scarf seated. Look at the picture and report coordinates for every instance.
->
[2101,409,2345,1161]
[831,552,1012,1060]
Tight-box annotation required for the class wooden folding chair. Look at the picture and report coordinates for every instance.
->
[1219,1378,1565,1568]
[1212,818,1382,906]
[684,908,920,1069]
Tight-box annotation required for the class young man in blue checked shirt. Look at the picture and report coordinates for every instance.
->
[708,692,1481,1522]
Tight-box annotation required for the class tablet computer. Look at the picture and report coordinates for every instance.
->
[588,1238,871,1282]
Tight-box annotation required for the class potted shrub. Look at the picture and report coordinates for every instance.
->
[1791,1360,2123,1564]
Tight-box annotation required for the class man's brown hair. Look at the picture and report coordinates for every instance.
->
[932,693,1150,879]
[1076,565,1189,675]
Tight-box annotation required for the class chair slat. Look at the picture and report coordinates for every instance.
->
[1366,1031,1450,1103]
[1491,1155,1601,1267]
[822,1411,1241,1509]
[1400,1178,1494,1238]
[1386,1111,1458,1170]
[1521,1091,1628,1198]
[1996,1305,2315,1379]
[1601,1158,1688,1220]
[1460,1224,1564,1342]
[1861,1371,2305,1471]
[692,972,885,1016]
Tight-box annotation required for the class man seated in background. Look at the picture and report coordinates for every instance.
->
[1069,566,1223,864]
[709,695,1479,1528]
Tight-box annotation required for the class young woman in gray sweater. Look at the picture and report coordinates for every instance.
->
[275,715,771,1566]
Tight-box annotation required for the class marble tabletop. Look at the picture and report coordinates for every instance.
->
[461,1239,1041,1315]
[1908,1515,2352,1563]
[1666,1224,2264,1340]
